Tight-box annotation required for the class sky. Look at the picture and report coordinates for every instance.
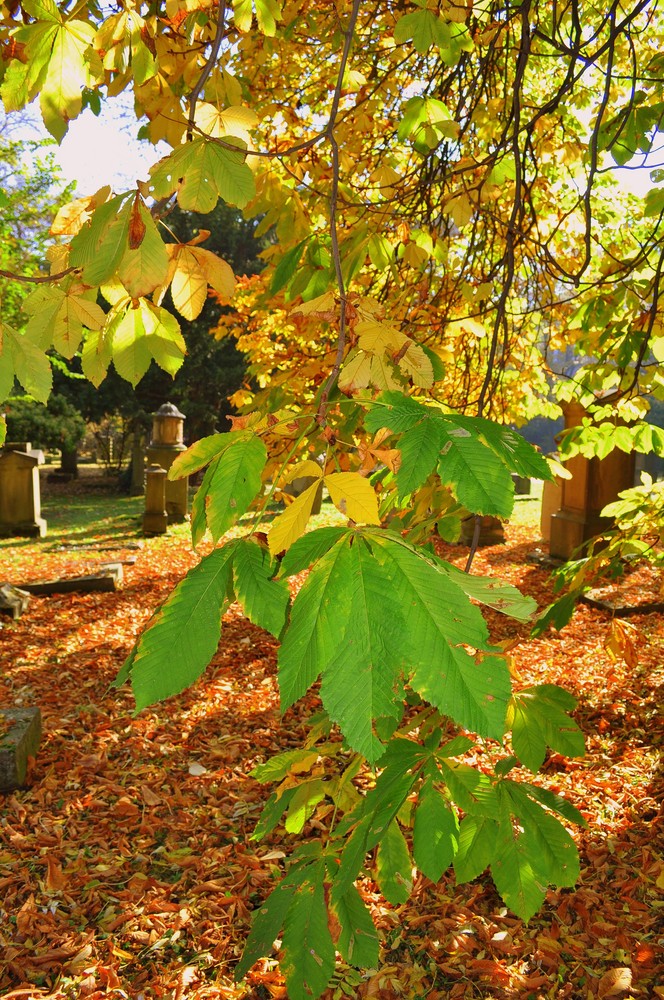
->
[11,95,658,198]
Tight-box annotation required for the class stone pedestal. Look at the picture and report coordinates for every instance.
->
[540,476,563,543]
[143,464,168,535]
[549,402,636,559]
[0,449,47,537]
[146,403,188,523]
[0,707,41,792]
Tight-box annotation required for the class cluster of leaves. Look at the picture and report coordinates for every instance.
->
[1,0,663,995]
[110,410,591,996]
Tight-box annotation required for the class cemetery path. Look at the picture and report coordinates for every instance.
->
[0,521,662,999]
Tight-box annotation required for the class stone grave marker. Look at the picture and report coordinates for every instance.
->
[0,707,41,792]
[0,447,47,538]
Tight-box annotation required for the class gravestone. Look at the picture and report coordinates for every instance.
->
[459,514,505,546]
[549,402,636,559]
[0,707,41,792]
[0,448,47,537]
[143,464,168,535]
[146,403,188,522]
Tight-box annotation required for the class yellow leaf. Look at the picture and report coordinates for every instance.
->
[281,460,323,486]
[170,247,208,320]
[324,472,380,524]
[447,193,473,228]
[604,619,639,668]
[291,291,335,317]
[402,241,429,268]
[357,319,404,354]
[67,293,106,330]
[398,342,434,388]
[338,350,372,393]
[50,186,111,236]
[268,481,322,555]
[191,247,235,300]
[370,353,403,391]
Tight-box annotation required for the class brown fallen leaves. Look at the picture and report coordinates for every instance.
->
[0,520,662,999]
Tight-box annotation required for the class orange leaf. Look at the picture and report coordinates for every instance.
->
[604,619,639,668]
[140,784,162,806]
[128,193,146,250]
[45,854,67,892]
[597,967,633,998]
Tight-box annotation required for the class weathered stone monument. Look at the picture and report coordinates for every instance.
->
[143,464,168,535]
[146,403,188,523]
[548,402,635,560]
[0,443,47,538]
[0,707,41,792]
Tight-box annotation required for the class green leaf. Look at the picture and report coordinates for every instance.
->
[69,195,132,286]
[440,561,537,621]
[438,426,515,518]
[233,538,289,637]
[284,779,326,834]
[281,865,336,1000]
[117,201,169,299]
[523,784,587,829]
[450,421,549,481]
[453,814,499,883]
[396,418,446,498]
[251,748,321,783]
[251,787,298,840]
[121,544,235,710]
[270,238,308,294]
[9,330,53,403]
[490,811,547,922]
[235,881,297,981]
[413,777,459,882]
[367,534,510,740]
[331,884,379,969]
[0,325,16,401]
[39,19,96,140]
[531,591,579,636]
[501,782,580,888]
[394,10,452,55]
[319,539,406,762]
[375,819,412,904]
[81,328,112,387]
[205,435,267,543]
[278,526,349,577]
[190,458,218,548]
[278,535,356,710]
[441,760,499,817]
[109,304,152,386]
[150,139,255,212]
[364,392,428,433]
[141,301,186,376]
[510,685,585,772]
[169,432,235,480]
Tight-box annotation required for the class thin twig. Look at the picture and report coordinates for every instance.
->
[0,267,76,284]
[187,0,227,141]
[315,0,362,425]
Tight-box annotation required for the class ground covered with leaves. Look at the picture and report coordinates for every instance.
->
[1,486,662,999]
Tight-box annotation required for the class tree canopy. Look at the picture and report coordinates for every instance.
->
[1,1,662,996]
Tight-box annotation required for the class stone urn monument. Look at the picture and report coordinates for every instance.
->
[145,402,189,523]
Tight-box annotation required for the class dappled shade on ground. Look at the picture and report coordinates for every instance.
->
[0,516,662,999]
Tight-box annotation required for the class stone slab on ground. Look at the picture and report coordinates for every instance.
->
[18,564,123,595]
[0,707,41,792]
[0,584,30,619]
[581,591,664,617]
